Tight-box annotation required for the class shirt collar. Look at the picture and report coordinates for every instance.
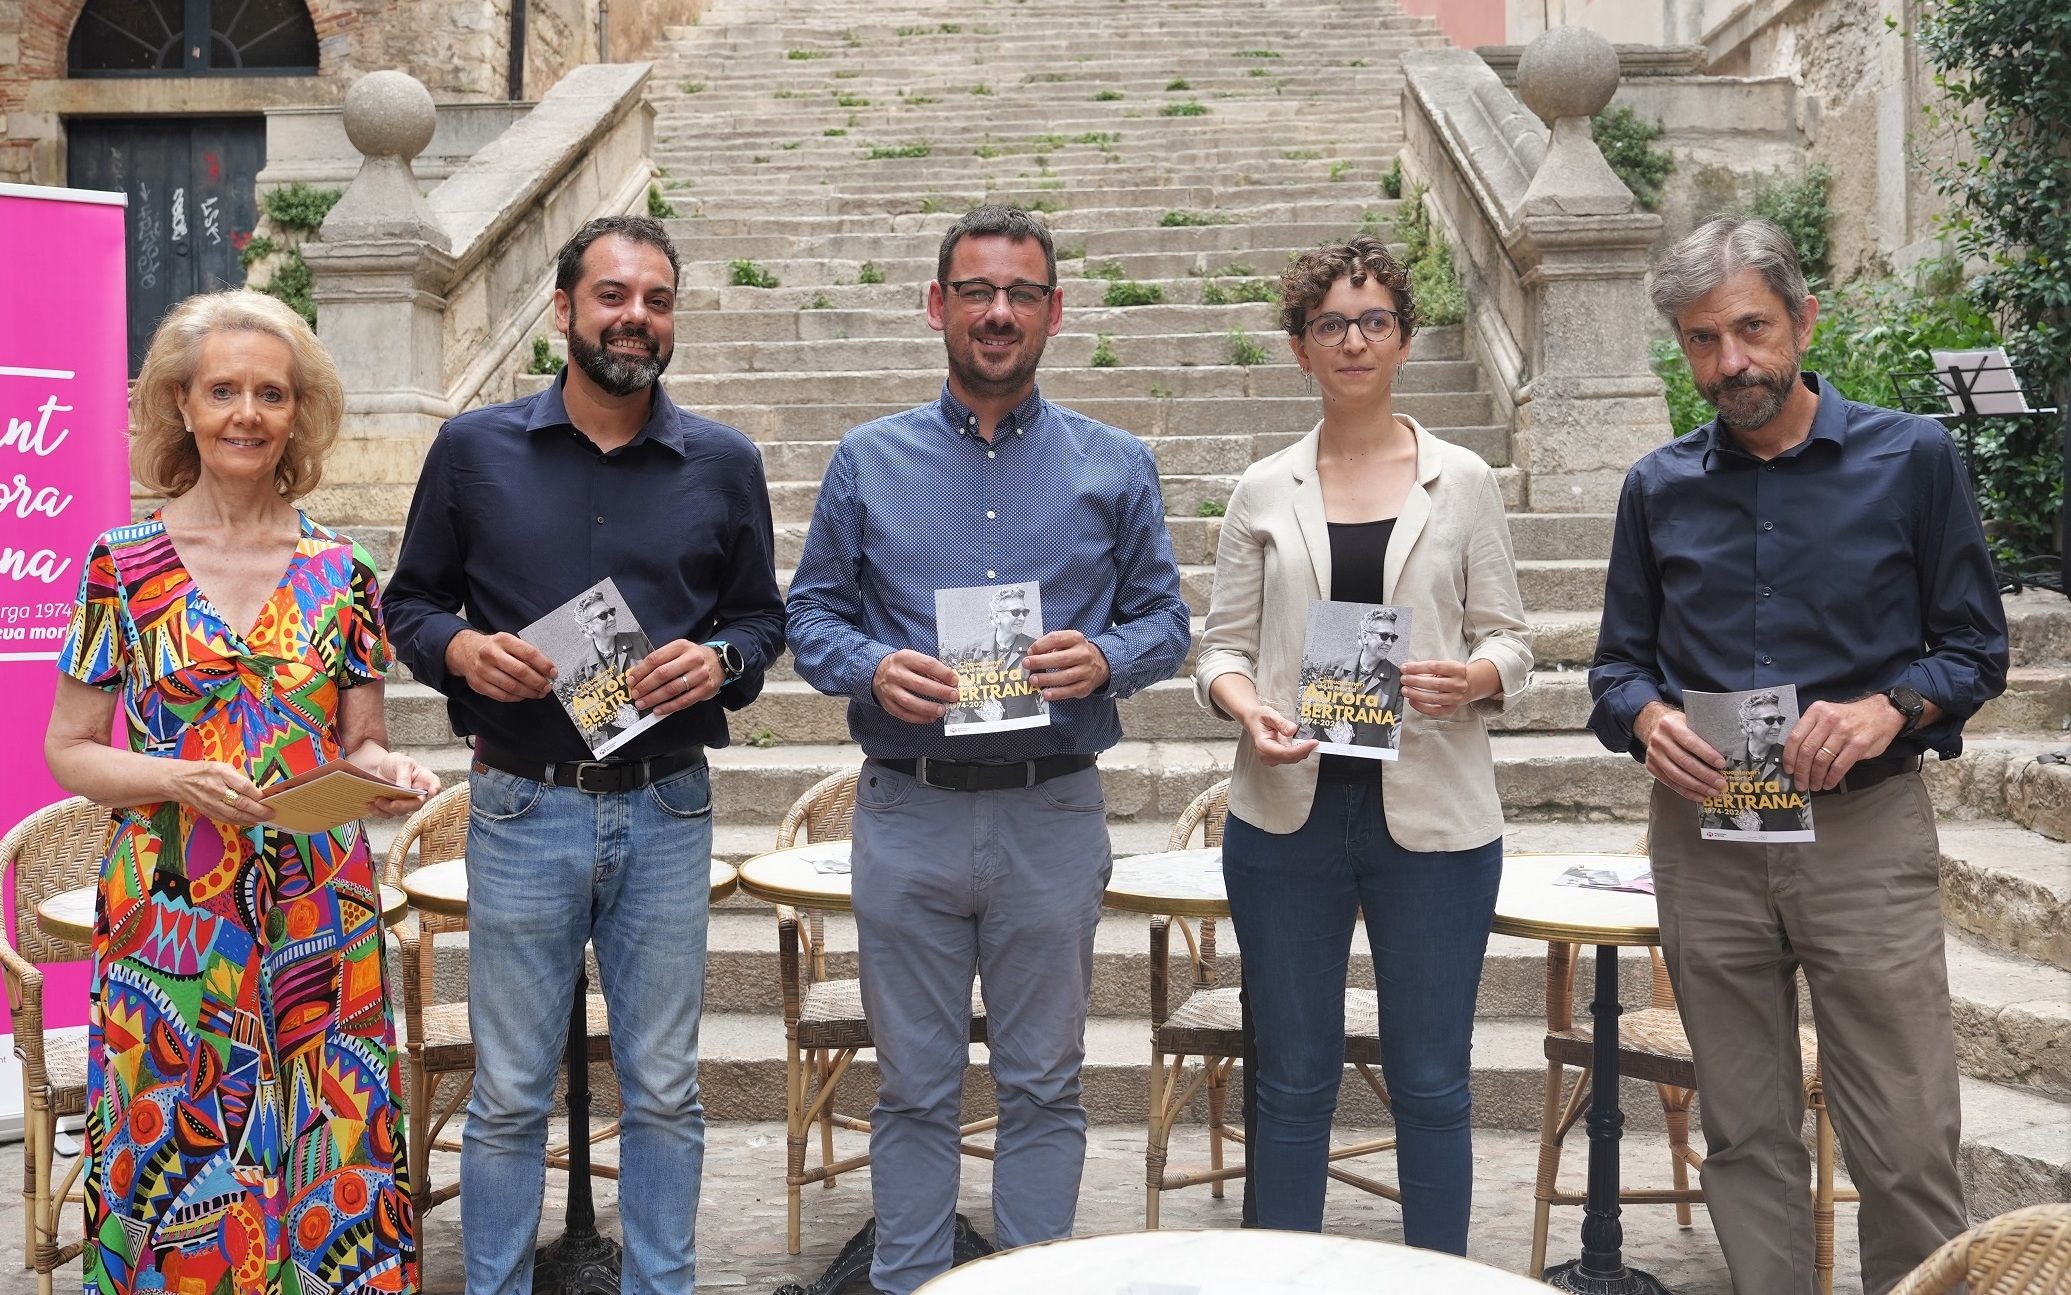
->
[527,368,690,456]
[1698,371,1847,469]
[937,382,1047,440]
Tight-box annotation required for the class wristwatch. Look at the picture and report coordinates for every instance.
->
[704,639,745,686]
[1882,685,1926,734]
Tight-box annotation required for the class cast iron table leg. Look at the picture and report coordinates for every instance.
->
[534,967,622,1294]
[771,1215,995,1295]
[1544,944,1671,1294]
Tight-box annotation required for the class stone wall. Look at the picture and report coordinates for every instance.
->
[0,0,700,187]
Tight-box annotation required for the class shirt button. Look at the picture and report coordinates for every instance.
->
[1761,655,1773,666]
[595,514,605,525]
[987,450,996,459]
[986,510,996,519]
[1762,587,1773,597]
[1763,521,1775,531]
[986,570,996,580]
[1766,464,1776,471]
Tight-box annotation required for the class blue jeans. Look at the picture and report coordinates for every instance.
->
[460,763,714,1295]
[1222,783,1501,1252]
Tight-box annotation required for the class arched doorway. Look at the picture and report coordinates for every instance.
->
[64,0,317,370]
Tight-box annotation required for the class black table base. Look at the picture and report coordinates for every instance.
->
[773,1214,995,1295]
[1540,944,1672,1293]
[535,969,622,1295]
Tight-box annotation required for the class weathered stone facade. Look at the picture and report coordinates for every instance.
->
[0,0,698,187]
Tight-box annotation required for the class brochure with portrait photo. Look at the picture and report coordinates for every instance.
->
[1291,600,1412,761]
[934,582,1052,737]
[1685,685,1817,843]
[1553,860,1655,894]
[520,577,663,758]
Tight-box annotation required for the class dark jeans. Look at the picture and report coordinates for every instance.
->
[1223,783,1502,1252]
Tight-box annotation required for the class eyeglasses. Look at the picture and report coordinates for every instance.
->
[1747,713,1788,727]
[997,606,1032,618]
[946,278,1056,312]
[1303,307,1401,348]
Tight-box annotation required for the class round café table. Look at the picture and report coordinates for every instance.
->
[34,881,412,945]
[1494,853,1666,1295]
[402,855,738,1294]
[913,1228,1549,1292]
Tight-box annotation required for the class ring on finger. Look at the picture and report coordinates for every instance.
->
[1817,745,1837,758]
[222,787,240,804]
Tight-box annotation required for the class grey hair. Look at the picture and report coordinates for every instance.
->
[1359,608,1400,631]
[1736,690,1784,722]
[1648,217,1810,332]
[936,205,1056,286]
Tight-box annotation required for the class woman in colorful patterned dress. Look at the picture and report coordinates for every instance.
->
[44,289,437,1294]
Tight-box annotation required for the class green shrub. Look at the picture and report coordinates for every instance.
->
[1225,329,1270,366]
[259,183,341,233]
[1328,160,1352,183]
[1055,245,1086,261]
[968,83,994,95]
[646,184,677,219]
[866,142,932,159]
[1393,188,1464,326]
[857,261,886,285]
[1196,498,1227,517]
[729,258,780,288]
[1202,277,1274,306]
[1090,334,1119,368]
[1087,260,1127,281]
[1164,77,1191,91]
[679,80,706,94]
[824,128,848,137]
[1381,157,1403,200]
[1161,100,1208,117]
[1282,148,1323,161]
[1590,105,1674,212]
[1745,163,1833,284]
[237,235,277,269]
[835,92,870,107]
[526,336,565,375]
[1149,382,1174,399]
[1093,88,1123,101]
[1233,48,1280,58]
[1160,209,1231,227]
[1104,280,1165,307]
[785,48,826,59]
[802,293,834,310]
[259,251,315,325]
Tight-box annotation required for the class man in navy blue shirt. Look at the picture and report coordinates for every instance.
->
[1589,218,2007,1295]
[788,206,1190,1294]
[385,215,783,1295]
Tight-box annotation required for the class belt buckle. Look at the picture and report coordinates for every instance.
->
[915,756,937,789]
[1022,759,1037,789]
[571,761,618,794]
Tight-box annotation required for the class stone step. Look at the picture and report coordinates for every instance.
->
[650,335,1474,380]
[668,247,1376,289]
[691,181,1423,220]
[662,198,1401,238]
[1938,821,2071,974]
[2006,755,2071,841]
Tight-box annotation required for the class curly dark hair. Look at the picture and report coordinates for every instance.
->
[1278,235,1417,339]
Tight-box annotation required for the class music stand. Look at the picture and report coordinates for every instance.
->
[1890,350,2064,597]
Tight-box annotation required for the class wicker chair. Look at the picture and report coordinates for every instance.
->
[1528,834,1856,1294]
[1891,1204,2071,1295]
[382,782,617,1220]
[1,797,116,1295]
[775,769,993,1254]
[1143,778,1397,1227]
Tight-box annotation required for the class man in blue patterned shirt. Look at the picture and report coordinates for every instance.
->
[788,205,1191,1294]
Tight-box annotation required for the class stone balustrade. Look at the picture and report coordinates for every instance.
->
[1402,27,1670,512]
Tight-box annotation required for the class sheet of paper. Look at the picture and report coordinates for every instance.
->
[262,762,424,834]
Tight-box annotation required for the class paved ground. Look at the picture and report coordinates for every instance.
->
[0,1118,1861,1292]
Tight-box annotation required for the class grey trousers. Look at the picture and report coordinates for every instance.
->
[1649,772,1968,1295]
[850,760,1113,1295]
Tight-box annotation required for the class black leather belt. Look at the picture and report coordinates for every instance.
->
[472,743,705,795]
[1813,753,1923,796]
[876,753,1097,792]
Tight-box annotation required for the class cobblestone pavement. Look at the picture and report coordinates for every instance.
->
[2,1118,1846,1292]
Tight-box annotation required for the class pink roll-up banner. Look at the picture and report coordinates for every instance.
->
[0,183,134,1032]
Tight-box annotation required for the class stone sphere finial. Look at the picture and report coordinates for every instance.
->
[1516,27,1620,127]
[343,70,436,162]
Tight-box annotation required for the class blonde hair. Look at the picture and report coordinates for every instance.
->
[129,289,345,500]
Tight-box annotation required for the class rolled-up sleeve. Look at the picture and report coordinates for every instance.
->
[786,443,897,706]
[1898,432,2009,755]
[1194,474,1262,719]
[1587,466,1667,760]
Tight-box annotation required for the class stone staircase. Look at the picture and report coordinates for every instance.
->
[349,0,2071,1232]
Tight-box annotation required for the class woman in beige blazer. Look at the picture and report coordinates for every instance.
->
[1195,235,1531,1252]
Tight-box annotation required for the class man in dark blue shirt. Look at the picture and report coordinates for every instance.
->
[385,215,783,1295]
[788,206,1190,1294]
[1589,217,2007,1295]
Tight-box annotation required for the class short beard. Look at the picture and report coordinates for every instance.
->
[1703,360,1799,435]
[947,326,1045,398]
[569,324,668,397]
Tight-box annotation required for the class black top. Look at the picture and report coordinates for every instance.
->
[1588,372,2009,762]
[1318,516,1397,786]
[383,370,787,762]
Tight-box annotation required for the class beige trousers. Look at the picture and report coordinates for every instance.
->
[1648,771,1967,1295]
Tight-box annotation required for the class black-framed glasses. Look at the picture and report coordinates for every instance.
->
[946,278,1056,312]
[1304,307,1401,347]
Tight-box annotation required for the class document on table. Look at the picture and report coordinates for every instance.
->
[262,761,426,833]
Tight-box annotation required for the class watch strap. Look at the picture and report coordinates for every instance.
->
[704,639,744,685]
